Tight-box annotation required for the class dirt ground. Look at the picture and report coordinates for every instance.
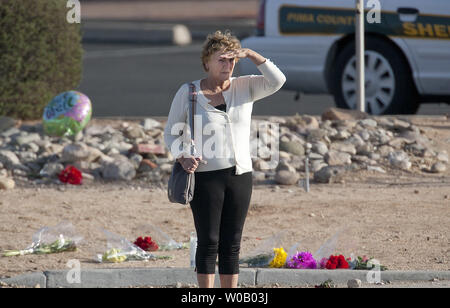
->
[0,116,449,279]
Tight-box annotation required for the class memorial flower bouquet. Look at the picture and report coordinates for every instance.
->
[239,253,274,267]
[268,247,288,268]
[239,232,287,268]
[133,224,188,251]
[348,255,388,271]
[1,221,82,257]
[134,236,159,252]
[240,231,386,271]
[2,235,77,257]
[286,251,317,269]
[319,255,349,269]
[58,165,82,185]
[96,229,171,263]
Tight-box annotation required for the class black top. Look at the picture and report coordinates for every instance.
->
[214,103,227,112]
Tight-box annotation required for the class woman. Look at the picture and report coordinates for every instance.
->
[164,30,286,288]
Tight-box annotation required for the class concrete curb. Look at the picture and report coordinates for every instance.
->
[1,268,449,288]
[255,269,450,286]
[82,22,192,46]
[44,268,256,288]
[81,19,256,45]
[0,272,46,288]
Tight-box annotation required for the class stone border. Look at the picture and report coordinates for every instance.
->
[255,268,450,286]
[2,268,449,288]
[82,22,192,46]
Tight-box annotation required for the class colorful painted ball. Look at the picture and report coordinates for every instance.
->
[43,91,92,137]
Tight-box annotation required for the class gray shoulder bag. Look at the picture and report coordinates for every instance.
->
[167,82,197,205]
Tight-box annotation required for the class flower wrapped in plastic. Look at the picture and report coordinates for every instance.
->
[134,236,159,252]
[286,251,317,269]
[268,247,288,268]
[132,224,188,251]
[347,254,388,271]
[239,232,287,268]
[2,221,82,257]
[312,231,340,264]
[96,229,171,263]
[322,254,349,269]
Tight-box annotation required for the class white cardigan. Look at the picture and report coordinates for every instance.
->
[163,58,286,175]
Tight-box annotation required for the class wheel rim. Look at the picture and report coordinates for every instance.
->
[341,51,396,115]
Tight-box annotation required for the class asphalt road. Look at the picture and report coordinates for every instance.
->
[77,42,450,118]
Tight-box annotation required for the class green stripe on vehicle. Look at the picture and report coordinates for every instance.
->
[279,5,450,40]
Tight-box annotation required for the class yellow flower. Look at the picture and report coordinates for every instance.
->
[269,247,287,268]
[102,248,127,263]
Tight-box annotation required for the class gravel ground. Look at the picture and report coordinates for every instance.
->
[0,116,449,284]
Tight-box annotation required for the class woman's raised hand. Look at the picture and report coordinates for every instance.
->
[220,48,250,60]
[220,48,266,66]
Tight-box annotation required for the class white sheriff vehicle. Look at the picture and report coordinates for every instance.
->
[237,0,450,115]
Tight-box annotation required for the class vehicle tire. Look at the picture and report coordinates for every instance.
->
[330,37,419,115]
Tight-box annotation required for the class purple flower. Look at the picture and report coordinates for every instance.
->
[319,257,328,269]
[286,252,317,269]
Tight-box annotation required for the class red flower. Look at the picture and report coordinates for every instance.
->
[59,165,82,185]
[134,236,158,251]
[325,256,337,269]
[326,255,349,269]
[337,255,349,269]
[148,242,158,252]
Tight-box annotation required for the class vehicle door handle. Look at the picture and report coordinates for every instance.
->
[397,7,419,23]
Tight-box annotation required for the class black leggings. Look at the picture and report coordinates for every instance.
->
[189,166,253,275]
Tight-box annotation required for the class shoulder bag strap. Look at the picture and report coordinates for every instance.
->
[188,83,197,156]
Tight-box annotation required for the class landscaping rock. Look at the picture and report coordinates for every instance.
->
[347,279,362,288]
[14,133,41,146]
[431,162,446,173]
[0,177,15,190]
[359,118,377,128]
[102,159,136,181]
[275,169,300,185]
[312,141,328,156]
[330,142,357,155]
[311,160,328,172]
[436,151,448,163]
[0,114,446,187]
[0,150,20,169]
[324,150,352,166]
[388,151,411,170]
[252,171,266,182]
[61,143,90,163]
[321,107,369,121]
[39,162,65,177]
[141,118,162,131]
[313,166,347,184]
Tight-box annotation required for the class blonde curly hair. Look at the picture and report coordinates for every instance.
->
[201,30,241,72]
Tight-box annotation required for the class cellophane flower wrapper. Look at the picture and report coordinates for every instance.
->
[134,224,188,251]
[96,229,157,263]
[347,253,357,269]
[312,231,340,263]
[2,221,82,257]
[239,232,286,268]
[350,254,388,271]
